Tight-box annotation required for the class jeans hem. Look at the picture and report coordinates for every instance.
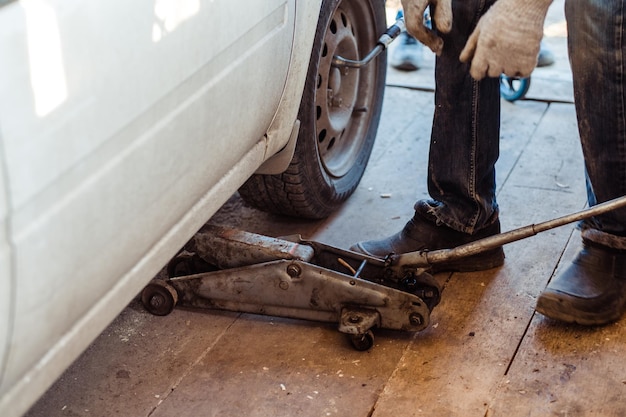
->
[414,199,499,235]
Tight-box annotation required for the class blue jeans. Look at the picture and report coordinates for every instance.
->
[567,0,626,248]
[424,0,500,234]
[424,0,626,248]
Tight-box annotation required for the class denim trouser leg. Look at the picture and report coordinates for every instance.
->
[424,0,501,234]
[566,0,626,247]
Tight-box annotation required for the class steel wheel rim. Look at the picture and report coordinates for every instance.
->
[315,1,379,178]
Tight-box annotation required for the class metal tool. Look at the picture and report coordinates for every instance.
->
[142,196,626,351]
[388,196,626,272]
[332,17,406,69]
[142,224,438,351]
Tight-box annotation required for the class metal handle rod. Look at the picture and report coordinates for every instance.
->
[392,195,626,268]
[332,18,406,69]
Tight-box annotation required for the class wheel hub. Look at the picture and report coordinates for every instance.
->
[325,29,358,130]
[315,5,377,177]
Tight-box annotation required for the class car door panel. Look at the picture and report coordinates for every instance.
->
[0,0,296,411]
[1,0,293,209]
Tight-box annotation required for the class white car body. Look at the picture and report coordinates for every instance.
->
[0,0,322,415]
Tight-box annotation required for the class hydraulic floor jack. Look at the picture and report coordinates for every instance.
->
[141,196,626,351]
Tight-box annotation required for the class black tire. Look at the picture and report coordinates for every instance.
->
[239,0,387,219]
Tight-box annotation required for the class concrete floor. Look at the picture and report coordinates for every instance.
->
[26,2,626,416]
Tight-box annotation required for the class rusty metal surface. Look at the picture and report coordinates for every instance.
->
[169,258,430,334]
[154,225,436,344]
[187,224,315,269]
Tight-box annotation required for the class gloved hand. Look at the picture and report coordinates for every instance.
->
[401,0,452,55]
[460,0,553,80]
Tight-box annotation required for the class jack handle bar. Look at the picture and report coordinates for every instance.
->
[389,195,626,270]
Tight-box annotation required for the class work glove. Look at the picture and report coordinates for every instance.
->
[460,0,553,80]
[401,0,452,55]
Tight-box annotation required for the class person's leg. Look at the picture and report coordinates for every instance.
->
[427,0,501,234]
[352,0,504,271]
[536,0,626,325]
[391,9,424,71]
[537,40,555,67]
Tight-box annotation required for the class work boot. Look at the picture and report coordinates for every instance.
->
[350,202,504,272]
[537,41,555,67]
[390,32,423,71]
[536,241,626,325]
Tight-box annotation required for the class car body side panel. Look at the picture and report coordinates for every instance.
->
[0,138,11,392]
[1,0,292,210]
[0,0,310,415]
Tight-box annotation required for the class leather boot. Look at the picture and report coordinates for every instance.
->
[536,241,626,325]
[350,203,504,272]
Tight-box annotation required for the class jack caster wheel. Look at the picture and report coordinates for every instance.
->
[349,330,375,351]
[141,280,178,316]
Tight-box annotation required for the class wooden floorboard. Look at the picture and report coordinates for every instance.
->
[488,233,626,417]
[367,102,589,417]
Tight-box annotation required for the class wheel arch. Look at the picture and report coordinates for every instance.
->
[256,0,325,175]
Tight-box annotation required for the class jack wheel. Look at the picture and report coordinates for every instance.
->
[141,280,178,316]
[350,330,375,351]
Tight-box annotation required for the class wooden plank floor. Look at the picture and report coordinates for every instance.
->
[26,2,626,416]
